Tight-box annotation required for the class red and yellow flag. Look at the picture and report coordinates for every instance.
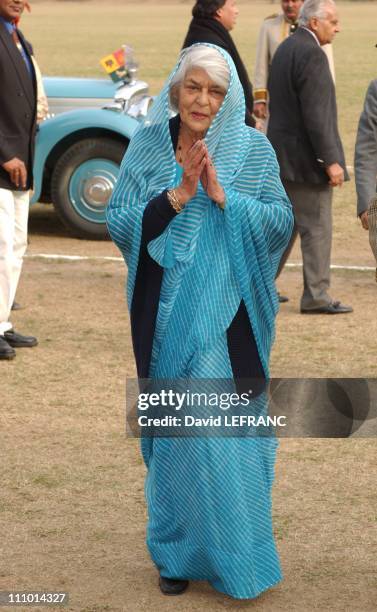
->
[100,48,127,83]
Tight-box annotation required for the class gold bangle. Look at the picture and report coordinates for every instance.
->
[167,189,184,213]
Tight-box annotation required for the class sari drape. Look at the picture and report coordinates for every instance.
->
[107,44,293,599]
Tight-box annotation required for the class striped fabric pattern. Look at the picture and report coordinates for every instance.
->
[106,44,293,599]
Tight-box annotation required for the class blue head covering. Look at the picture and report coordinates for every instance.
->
[107,43,293,378]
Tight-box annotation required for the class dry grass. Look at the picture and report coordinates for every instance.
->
[1,255,376,611]
[22,1,377,268]
[1,3,377,611]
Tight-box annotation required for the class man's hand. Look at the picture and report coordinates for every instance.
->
[2,158,27,189]
[325,163,344,187]
[253,102,268,119]
[360,210,369,230]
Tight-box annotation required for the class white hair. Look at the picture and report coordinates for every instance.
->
[298,0,336,27]
[169,45,230,112]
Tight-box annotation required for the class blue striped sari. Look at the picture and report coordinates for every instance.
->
[107,44,293,599]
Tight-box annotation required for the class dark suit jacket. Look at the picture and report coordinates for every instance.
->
[0,21,37,191]
[182,17,255,127]
[267,27,347,185]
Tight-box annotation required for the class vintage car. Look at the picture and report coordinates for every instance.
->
[32,61,152,239]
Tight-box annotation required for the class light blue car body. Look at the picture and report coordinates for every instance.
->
[44,77,117,101]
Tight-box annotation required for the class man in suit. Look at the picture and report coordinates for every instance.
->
[267,0,352,314]
[182,0,255,127]
[253,0,335,121]
[0,0,38,359]
[355,79,377,230]
[355,79,377,276]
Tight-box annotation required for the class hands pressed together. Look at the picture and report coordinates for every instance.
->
[174,140,225,210]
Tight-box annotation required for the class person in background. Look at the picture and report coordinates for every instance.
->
[182,0,255,127]
[107,44,293,599]
[10,0,49,313]
[255,2,334,303]
[0,0,38,359]
[253,0,334,123]
[354,79,377,231]
[355,78,377,278]
[267,0,352,314]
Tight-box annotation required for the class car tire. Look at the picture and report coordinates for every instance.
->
[51,137,128,240]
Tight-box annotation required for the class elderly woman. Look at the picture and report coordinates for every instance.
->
[107,44,293,600]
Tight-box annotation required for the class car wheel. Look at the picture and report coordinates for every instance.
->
[51,137,128,239]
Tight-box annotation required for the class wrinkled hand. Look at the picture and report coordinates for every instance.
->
[2,158,27,189]
[326,163,344,187]
[253,102,267,119]
[175,140,207,205]
[360,210,369,230]
[200,147,225,208]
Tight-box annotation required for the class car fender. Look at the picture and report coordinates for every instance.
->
[31,108,139,203]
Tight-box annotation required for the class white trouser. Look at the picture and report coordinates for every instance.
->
[0,189,29,335]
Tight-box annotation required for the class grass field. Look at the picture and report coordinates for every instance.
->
[2,256,376,612]
[22,0,377,268]
[23,1,377,151]
[1,2,377,611]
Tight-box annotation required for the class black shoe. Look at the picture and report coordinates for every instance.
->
[159,576,189,596]
[278,292,289,303]
[0,336,16,360]
[4,329,38,348]
[11,301,22,311]
[301,301,353,315]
